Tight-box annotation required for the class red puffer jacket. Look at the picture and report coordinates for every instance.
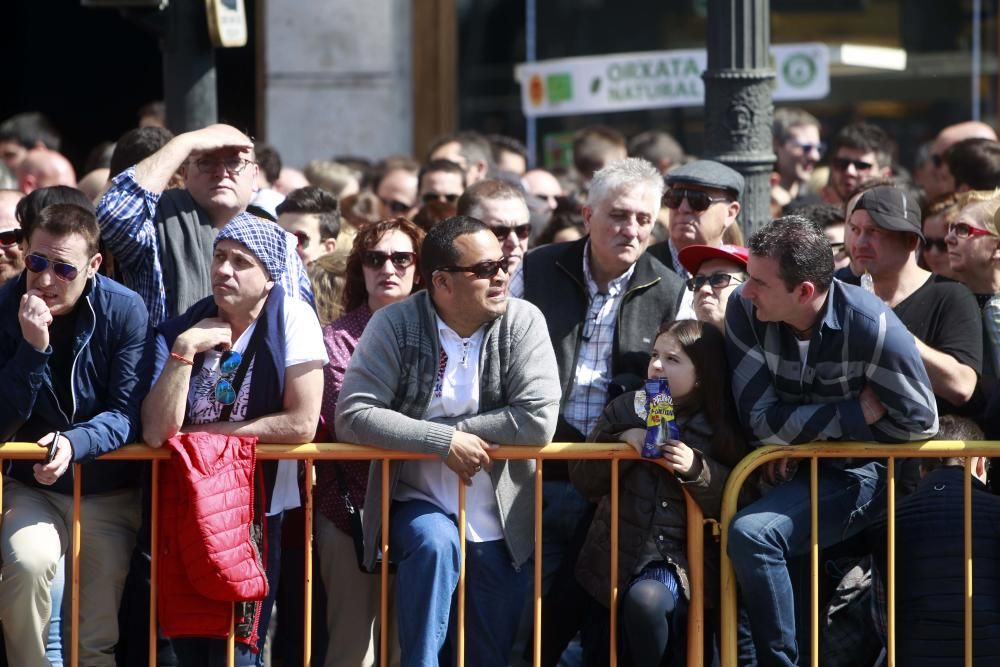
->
[158,432,269,646]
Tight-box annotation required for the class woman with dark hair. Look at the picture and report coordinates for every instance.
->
[570,319,748,666]
[315,217,425,667]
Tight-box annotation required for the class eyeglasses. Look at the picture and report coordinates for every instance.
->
[193,156,255,175]
[790,140,826,155]
[830,157,874,172]
[363,250,417,270]
[491,223,532,241]
[214,350,243,405]
[923,237,948,252]
[948,222,995,239]
[25,254,81,281]
[0,229,22,246]
[436,256,511,280]
[685,272,744,292]
[662,188,730,212]
[380,198,412,215]
[829,241,845,253]
[421,192,460,205]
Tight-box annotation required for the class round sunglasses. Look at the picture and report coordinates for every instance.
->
[363,250,417,270]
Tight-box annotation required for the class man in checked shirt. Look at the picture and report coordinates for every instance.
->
[724,215,938,667]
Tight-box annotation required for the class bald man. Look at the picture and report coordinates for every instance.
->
[0,190,24,285]
[16,149,76,194]
[96,123,313,325]
[522,168,564,212]
[928,121,999,200]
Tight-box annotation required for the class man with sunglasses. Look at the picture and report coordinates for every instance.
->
[844,185,982,416]
[457,179,531,277]
[0,203,151,666]
[336,216,560,667]
[97,123,313,327]
[0,189,24,286]
[772,108,823,205]
[373,157,419,220]
[646,159,742,284]
[821,122,893,207]
[926,120,998,201]
[418,158,466,207]
[275,185,340,265]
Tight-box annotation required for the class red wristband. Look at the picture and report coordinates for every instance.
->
[170,352,194,366]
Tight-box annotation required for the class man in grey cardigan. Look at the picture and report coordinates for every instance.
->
[336,216,560,667]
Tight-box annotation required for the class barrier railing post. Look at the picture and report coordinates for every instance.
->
[533,457,543,667]
[71,463,81,667]
[457,480,467,667]
[809,457,819,667]
[149,460,160,667]
[965,456,973,667]
[380,460,390,667]
[886,456,895,667]
[681,490,704,666]
[303,458,314,667]
[609,457,619,667]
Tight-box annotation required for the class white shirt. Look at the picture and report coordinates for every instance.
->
[394,317,503,542]
[187,297,328,515]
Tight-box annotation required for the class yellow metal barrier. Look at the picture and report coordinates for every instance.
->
[0,441,708,667]
[718,440,1000,667]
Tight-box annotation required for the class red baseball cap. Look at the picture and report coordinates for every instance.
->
[677,244,749,275]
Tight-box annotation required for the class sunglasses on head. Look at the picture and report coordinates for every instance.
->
[662,188,730,212]
[421,192,460,205]
[830,157,874,172]
[436,256,511,280]
[923,237,948,252]
[380,198,412,214]
[25,254,81,282]
[0,229,23,247]
[363,250,417,270]
[491,223,531,241]
[685,272,744,292]
[214,350,243,405]
[948,222,995,239]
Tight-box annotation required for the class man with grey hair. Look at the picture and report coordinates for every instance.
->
[457,179,530,276]
[772,107,823,204]
[512,157,685,663]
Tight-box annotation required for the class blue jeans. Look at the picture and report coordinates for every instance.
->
[726,461,885,667]
[172,512,283,667]
[390,499,530,667]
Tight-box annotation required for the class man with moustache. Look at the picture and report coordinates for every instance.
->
[0,190,24,286]
[97,123,312,326]
[336,216,560,667]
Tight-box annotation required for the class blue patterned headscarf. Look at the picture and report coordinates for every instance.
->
[215,212,287,281]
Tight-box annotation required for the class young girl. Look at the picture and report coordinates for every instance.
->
[569,319,748,667]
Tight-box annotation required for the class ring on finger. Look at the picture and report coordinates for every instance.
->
[473,464,482,472]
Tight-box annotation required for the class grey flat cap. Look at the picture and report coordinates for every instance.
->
[665,159,745,199]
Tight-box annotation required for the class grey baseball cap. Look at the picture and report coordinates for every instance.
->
[853,186,923,241]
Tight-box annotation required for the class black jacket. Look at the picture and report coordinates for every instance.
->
[521,238,685,442]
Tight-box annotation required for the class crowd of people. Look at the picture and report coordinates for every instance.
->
[0,104,997,667]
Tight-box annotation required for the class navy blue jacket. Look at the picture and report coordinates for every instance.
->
[869,466,1000,665]
[0,272,151,495]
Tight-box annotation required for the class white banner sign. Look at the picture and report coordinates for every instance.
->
[516,43,829,118]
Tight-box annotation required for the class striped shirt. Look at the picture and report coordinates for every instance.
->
[725,279,938,446]
[562,242,636,438]
[96,168,313,326]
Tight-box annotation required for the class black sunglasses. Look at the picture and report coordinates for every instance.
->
[25,254,81,281]
[436,256,511,280]
[363,250,416,270]
[380,198,412,214]
[662,188,730,212]
[923,237,948,253]
[0,229,23,246]
[685,272,744,292]
[491,223,532,241]
[421,192,460,205]
[831,157,874,172]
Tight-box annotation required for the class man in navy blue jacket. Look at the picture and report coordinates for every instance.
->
[0,203,150,667]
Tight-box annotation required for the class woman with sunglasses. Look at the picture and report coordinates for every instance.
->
[142,213,327,666]
[676,244,749,333]
[314,217,425,667]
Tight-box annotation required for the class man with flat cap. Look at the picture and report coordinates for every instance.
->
[846,184,982,416]
[647,159,743,279]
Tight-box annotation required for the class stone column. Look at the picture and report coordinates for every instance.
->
[703,0,775,237]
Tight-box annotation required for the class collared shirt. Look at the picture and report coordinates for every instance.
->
[667,239,691,281]
[394,317,503,542]
[725,279,938,446]
[563,241,636,438]
[667,240,696,319]
[96,167,313,326]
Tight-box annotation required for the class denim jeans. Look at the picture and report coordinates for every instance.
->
[172,512,283,667]
[726,461,885,667]
[390,499,530,667]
